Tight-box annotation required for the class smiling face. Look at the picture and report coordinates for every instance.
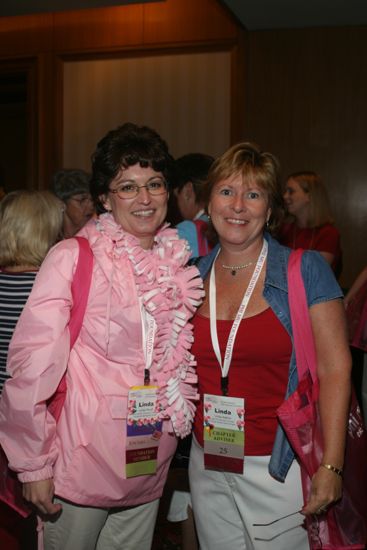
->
[208,173,271,252]
[283,177,310,219]
[102,164,168,249]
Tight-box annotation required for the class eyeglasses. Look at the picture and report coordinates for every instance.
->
[109,180,167,200]
[252,510,314,543]
[69,196,94,207]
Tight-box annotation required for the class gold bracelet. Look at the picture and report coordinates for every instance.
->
[321,463,343,477]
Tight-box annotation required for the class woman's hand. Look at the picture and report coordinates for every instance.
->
[23,478,62,516]
[301,465,342,515]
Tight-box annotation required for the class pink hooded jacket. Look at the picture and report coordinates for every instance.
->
[0,214,203,508]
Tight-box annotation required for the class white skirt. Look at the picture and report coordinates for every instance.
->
[189,435,310,550]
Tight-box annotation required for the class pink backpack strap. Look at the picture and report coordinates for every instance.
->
[69,237,93,347]
[287,249,318,384]
[47,237,93,421]
[0,237,93,517]
[193,219,209,256]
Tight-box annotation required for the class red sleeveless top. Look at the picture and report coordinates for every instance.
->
[192,308,291,455]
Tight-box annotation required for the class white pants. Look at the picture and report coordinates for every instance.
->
[44,497,160,550]
[189,436,309,550]
[167,490,192,522]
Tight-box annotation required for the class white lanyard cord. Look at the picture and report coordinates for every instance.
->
[140,300,157,385]
[209,239,268,394]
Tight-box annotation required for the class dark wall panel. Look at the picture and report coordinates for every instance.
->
[0,0,244,190]
[244,26,367,287]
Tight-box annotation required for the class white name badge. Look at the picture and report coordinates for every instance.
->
[126,386,163,478]
[203,393,245,473]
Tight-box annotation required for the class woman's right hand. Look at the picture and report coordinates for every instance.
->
[301,464,343,515]
[23,478,62,516]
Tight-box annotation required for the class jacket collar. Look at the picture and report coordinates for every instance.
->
[264,233,289,294]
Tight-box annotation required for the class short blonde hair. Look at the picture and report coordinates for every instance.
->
[286,171,333,228]
[202,142,284,234]
[0,190,63,267]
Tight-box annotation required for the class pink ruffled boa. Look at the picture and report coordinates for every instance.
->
[97,214,204,437]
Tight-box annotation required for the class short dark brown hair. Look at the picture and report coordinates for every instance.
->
[90,122,173,213]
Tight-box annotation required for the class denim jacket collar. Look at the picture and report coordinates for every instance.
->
[263,232,289,293]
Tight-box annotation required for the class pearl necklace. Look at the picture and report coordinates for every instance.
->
[221,261,254,276]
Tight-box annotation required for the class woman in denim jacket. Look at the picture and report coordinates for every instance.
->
[188,142,351,550]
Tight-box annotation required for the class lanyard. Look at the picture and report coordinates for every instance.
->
[209,239,268,395]
[140,300,157,385]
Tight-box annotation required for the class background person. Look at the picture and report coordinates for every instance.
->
[0,123,203,550]
[52,168,95,237]
[0,190,63,394]
[164,152,216,550]
[188,143,351,550]
[171,153,215,259]
[278,171,342,276]
[0,189,63,550]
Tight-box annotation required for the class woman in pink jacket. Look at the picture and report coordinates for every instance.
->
[0,123,203,550]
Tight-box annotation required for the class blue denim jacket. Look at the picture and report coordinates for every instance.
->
[197,233,343,482]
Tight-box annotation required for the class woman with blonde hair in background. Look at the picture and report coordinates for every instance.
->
[0,189,63,549]
[0,190,63,393]
[279,171,342,276]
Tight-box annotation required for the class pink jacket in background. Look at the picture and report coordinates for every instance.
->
[0,214,203,508]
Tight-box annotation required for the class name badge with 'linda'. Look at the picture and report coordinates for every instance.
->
[203,393,245,473]
[126,386,162,478]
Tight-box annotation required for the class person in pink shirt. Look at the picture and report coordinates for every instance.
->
[0,123,203,550]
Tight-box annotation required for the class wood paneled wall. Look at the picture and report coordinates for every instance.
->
[62,51,231,166]
[244,27,367,287]
[1,3,365,285]
[0,0,245,188]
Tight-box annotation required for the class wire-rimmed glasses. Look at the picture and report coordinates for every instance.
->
[252,510,318,544]
[109,179,167,200]
[69,195,94,207]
